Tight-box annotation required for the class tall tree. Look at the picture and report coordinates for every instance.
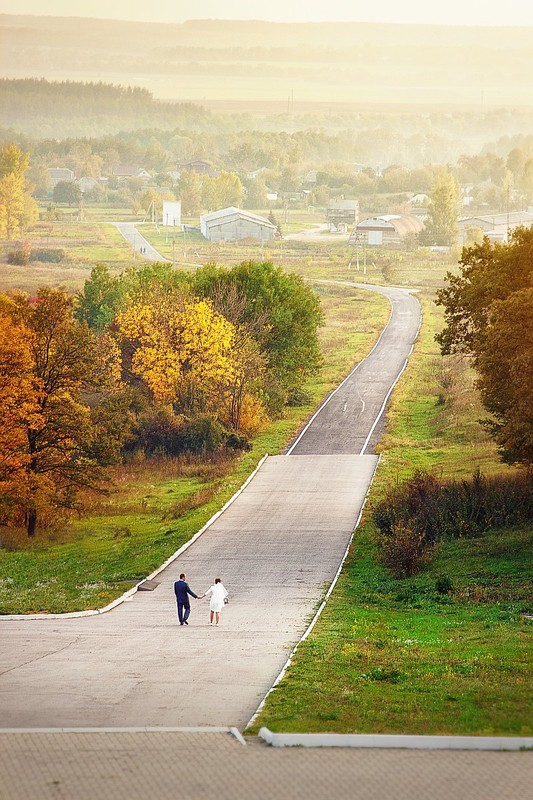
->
[0,143,38,237]
[116,292,237,414]
[178,169,202,216]
[7,289,106,535]
[436,227,533,465]
[193,261,324,409]
[476,288,533,465]
[423,170,461,246]
[53,180,82,207]
[0,306,41,520]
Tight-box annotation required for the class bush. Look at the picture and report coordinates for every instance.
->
[29,248,65,263]
[225,432,252,451]
[286,386,313,407]
[179,415,226,454]
[374,469,533,576]
[7,241,32,265]
[377,522,434,578]
[130,409,185,457]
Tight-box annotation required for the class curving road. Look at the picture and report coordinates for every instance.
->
[0,282,421,731]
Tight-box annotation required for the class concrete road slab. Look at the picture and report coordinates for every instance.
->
[0,455,378,730]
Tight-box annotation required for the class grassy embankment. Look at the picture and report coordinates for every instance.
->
[248,295,533,737]
[0,278,389,614]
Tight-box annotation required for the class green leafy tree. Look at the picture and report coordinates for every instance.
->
[476,288,533,465]
[244,176,268,209]
[423,170,461,246]
[76,264,125,331]
[193,261,323,410]
[436,227,533,465]
[53,180,82,206]
[178,170,202,216]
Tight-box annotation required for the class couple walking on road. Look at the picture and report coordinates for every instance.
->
[174,573,228,626]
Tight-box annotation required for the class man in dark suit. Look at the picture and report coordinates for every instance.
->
[174,572,199,625]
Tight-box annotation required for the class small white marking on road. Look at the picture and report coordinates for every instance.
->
[342,402,347,413]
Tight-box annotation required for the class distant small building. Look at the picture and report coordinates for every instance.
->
[326,199,358,231]
[178,160,216,176]
[47,168,75,191]
[409,193,430,207]
[247,167,269,180]
[113,165,152,181]
[456,211,533,244]
[303,169,318,185]
[351,214,424,246]
[162,200,182,228]
[75,177,99,194]
[200,207,277,242]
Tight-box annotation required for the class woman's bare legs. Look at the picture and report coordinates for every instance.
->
[215,611,220,625]
[209,610,214,624]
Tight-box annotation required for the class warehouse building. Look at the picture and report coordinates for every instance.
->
[200,207,277,242]
[351,214,424,246]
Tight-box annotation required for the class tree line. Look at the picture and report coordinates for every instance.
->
[0,261,323,536]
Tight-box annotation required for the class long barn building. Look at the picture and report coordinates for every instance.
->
[200,207,277,242]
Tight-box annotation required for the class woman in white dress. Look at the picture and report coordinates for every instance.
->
[200,577,228,625]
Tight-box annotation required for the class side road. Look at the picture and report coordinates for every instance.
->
[114,221,171,262]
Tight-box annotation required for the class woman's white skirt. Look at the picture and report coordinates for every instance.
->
[209,599,224,613]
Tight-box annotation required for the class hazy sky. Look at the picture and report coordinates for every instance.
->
[2,0,533,26]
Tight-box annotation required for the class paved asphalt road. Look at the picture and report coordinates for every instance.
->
[288,281,421,455]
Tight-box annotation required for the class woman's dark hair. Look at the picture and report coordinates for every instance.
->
[215,577,221,584]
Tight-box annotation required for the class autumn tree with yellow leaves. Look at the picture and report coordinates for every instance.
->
[0,143,38,239]
[116,291,266,434]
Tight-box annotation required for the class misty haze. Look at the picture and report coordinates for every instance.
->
[0,9,532,800]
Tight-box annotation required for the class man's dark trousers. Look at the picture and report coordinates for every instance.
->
[177,601,190,625]
[174,579,198,625]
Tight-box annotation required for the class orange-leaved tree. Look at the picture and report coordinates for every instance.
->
[4,289,108,536]
[0,302,42,521]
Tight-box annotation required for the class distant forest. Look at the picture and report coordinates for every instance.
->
[2,15,533,107]
[4,78,533,172]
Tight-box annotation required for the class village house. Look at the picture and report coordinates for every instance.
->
[113,165,152,181]
[47,167,75,191]
[177,160,216,176]
[326,199,358,232]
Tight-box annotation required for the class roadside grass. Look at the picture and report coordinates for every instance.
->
[0,282,389,614]
[247,524,532,736]
[248,294,533,737]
